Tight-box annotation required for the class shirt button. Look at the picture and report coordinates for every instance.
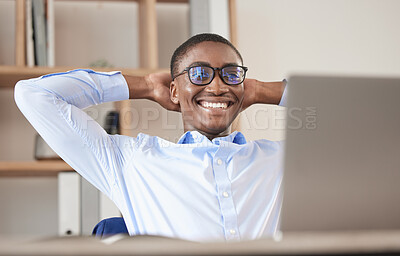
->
[222,192,229,198]
[217,158,223,165]
[229,229,236,235]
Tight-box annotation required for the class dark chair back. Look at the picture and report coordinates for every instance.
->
[92,217,129,238]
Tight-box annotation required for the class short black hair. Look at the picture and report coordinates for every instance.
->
[170,33,243,79]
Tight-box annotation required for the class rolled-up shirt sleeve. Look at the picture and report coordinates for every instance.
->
[14,69,130,198]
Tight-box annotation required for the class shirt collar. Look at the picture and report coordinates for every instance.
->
[177,130,247,145]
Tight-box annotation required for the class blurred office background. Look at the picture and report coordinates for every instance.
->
[0,0,399,237]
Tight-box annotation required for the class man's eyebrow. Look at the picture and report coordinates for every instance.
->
[224,62,241,67]
[188,62,242,67]
[188,61,211,67]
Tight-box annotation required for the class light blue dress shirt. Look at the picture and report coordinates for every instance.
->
[15,69,285,242]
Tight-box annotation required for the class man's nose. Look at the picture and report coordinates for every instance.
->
[204,74,229,95]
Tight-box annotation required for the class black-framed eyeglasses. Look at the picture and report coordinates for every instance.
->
[172,65,248,86]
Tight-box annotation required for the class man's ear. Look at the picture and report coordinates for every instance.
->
[170,81,179,105]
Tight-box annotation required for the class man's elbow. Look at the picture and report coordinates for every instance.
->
[14,79,39,112]
[14,80,28,109]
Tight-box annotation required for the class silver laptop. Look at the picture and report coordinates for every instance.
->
[281,75,400,232]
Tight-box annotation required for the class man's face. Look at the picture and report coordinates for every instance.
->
[170,41,244,139]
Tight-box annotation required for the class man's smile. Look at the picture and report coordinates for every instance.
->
[195,97,235,113]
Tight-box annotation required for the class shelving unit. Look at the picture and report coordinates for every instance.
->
[0,0,238,177]
[0,65,167,88]
[0,161,73,177]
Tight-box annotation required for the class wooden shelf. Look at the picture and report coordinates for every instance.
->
[0,66,169,88]
[57,0,188,3]
[0,160,74,177]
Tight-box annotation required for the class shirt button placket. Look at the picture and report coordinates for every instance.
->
[213,146,240,241]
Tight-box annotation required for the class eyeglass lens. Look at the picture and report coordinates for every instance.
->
[188,66,245,85]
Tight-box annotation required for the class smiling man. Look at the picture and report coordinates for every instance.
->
[15,33,286,242]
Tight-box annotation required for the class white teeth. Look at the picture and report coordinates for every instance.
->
[200,101,228,109]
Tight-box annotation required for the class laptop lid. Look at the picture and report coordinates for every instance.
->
[281,75,400,231]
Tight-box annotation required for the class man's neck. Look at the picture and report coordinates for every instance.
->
[186,127,232,141]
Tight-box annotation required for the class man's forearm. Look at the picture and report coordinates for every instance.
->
[256,80,286,105]
[123,74,153,100]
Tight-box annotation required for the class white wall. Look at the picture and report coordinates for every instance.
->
[236,0,400,141]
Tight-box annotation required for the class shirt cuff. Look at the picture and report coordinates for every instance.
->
[99,72,130,103]
[278,79,288,107]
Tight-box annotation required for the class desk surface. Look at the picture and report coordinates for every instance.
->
[1,231,400,256]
